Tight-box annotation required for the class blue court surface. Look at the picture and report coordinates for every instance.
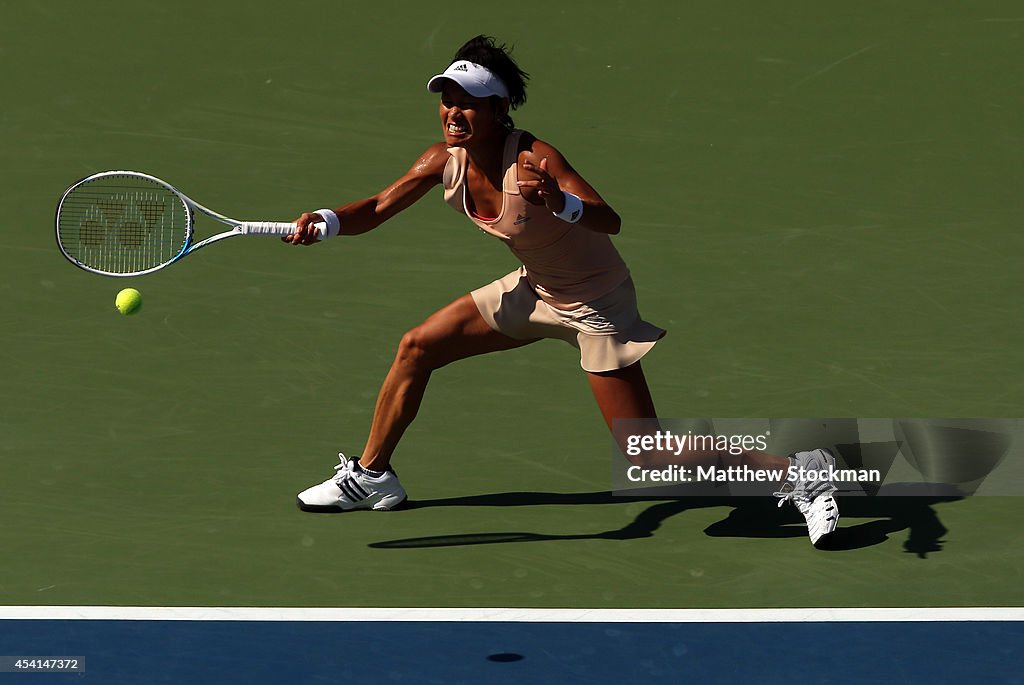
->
[1,609,1021,684]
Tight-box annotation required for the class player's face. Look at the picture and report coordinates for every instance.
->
[439,82,506,147]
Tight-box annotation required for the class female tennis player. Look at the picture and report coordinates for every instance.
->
[283,36,839,546]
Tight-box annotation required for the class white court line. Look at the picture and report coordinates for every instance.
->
[0,607,1021,622]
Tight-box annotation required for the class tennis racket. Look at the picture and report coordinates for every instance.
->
[55,170,325,277]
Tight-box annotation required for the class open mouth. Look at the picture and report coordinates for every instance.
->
[446,122,468,136]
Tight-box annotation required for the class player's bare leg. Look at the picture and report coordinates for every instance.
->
[359,294,535,471]
[297,294,534,512]
[587,362,839,545]
[585,361,789,471]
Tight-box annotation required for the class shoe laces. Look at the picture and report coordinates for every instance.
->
[774,481,809,508]
[331,453,357,484]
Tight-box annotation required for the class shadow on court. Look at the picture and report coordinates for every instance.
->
[368,487,960,557]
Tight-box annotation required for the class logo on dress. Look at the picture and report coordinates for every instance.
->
[514,213,531,225]
[573,311,616,332]
[454,64,469,72]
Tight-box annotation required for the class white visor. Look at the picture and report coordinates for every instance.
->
[426,60,509,100]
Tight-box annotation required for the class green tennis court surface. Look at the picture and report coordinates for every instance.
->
[3,1,1022,609]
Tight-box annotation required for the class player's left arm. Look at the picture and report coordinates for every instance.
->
[517,139,622,235]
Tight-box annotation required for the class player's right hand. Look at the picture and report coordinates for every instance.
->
[283,212,324,245]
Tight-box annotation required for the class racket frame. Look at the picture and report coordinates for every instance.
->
[56,170,310,277]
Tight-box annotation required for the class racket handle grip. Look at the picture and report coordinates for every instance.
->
[240,221,328,240]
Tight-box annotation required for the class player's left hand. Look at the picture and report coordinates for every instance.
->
[519,156,566,213]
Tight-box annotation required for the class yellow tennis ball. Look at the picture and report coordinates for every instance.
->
[115,288,143,315]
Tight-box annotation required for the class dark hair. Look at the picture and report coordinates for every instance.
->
[453,35,529,126]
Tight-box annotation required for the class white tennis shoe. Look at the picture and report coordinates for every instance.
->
[296,454,408,512]
[775,448,840,547]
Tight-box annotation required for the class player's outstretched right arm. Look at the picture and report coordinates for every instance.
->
[284,142,449,245]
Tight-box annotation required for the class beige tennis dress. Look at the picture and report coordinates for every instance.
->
[443,130,665,373]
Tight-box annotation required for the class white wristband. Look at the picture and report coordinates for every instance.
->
[313,209,341,240]
[553,192,583,223]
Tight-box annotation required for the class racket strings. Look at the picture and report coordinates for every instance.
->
[57,176,190,275]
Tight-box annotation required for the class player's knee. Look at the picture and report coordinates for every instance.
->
[395,326,440,371]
